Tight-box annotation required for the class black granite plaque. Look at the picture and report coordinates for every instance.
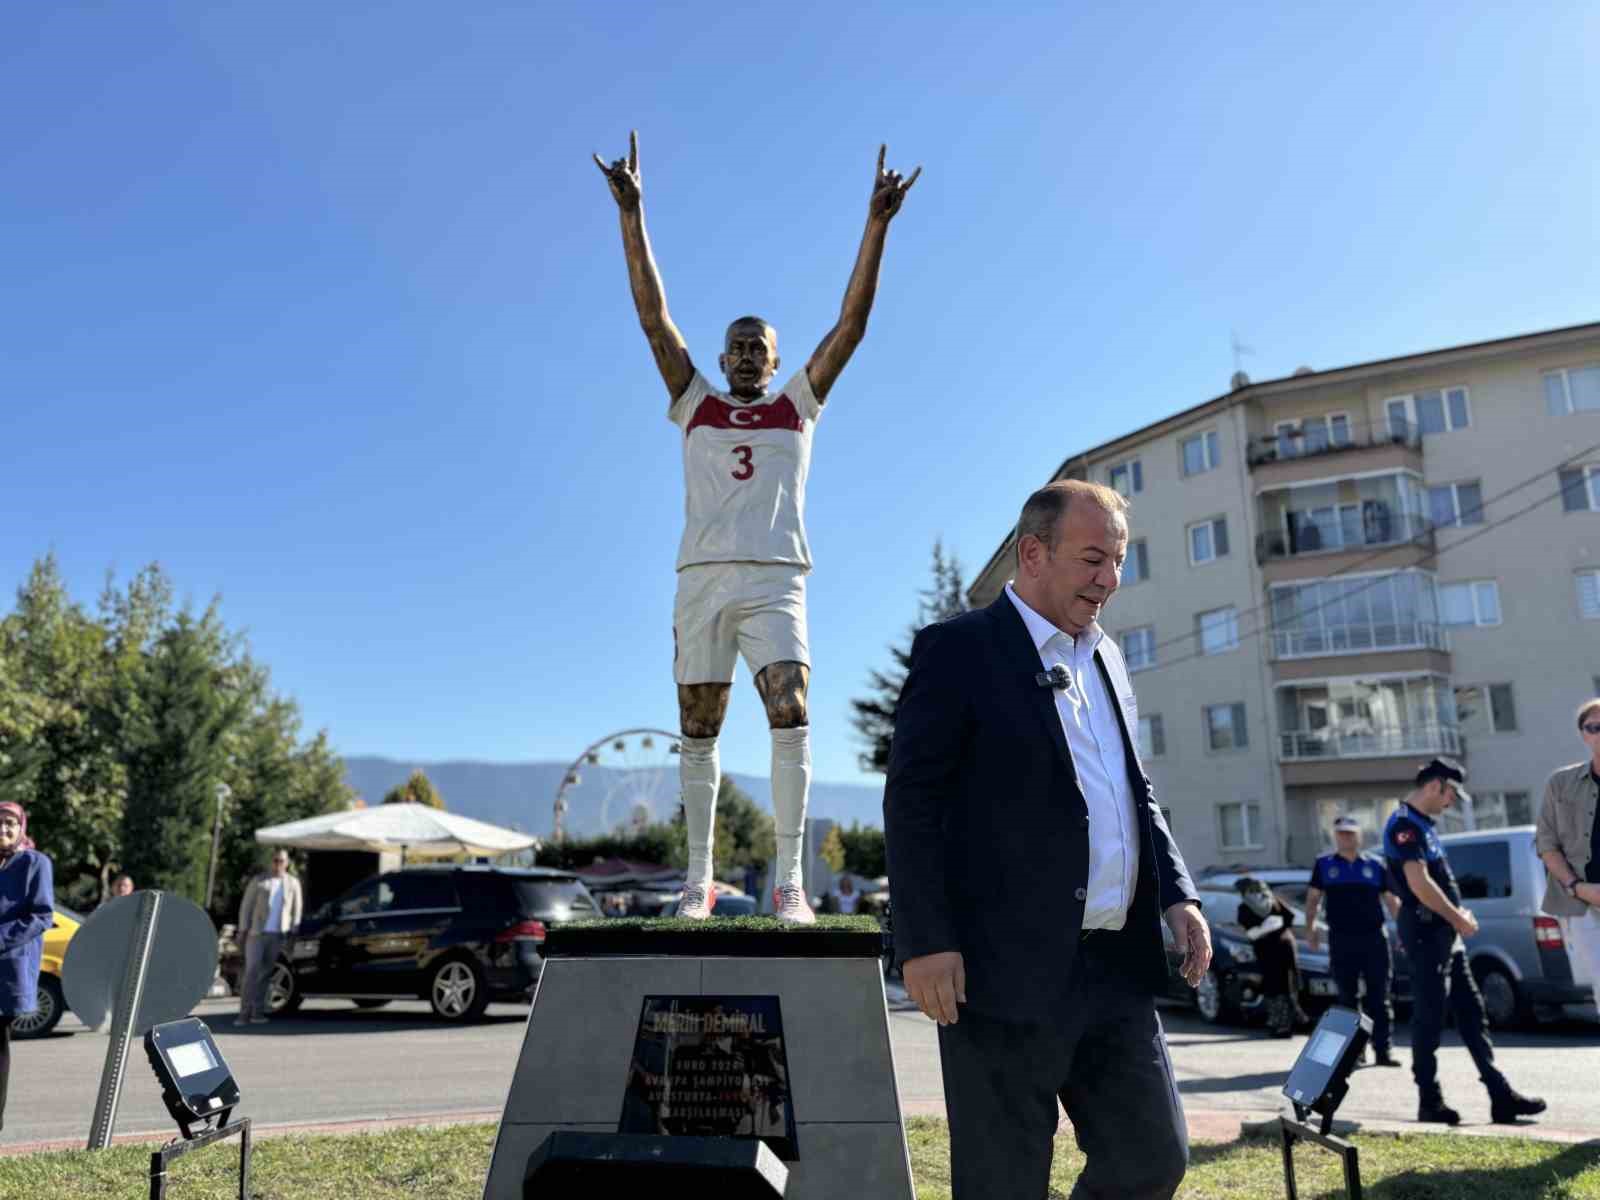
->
[618,995,799,1161]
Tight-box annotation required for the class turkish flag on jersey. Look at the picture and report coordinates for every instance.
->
[685,394,803,435]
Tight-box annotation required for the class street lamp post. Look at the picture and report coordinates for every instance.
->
[204,783,230,911]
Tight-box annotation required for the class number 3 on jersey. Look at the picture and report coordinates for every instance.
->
[730,444,754,481]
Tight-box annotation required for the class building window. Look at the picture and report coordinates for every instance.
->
[1387,387,1470,437]
[1544,365,1600,415]
[1578,570,1600,620]
[1108,459,1143,497]
[1218,800,1263,850]
[1123,539,1150,585]
[1181,430,1221,477]
[1455,684,1518,736]
[1278,675,1459,760]
[1439,580,1501,627]
[1558,465,1600,513]
[1187,517,1230,565]
[1122,626,1156,671]
[1204,702,1248,751]
[1138,714,1166,759]
[1197,606,1240,655]
[1470,791,1535,831]
[1428,481,1484,528]
[1274,413,1352,459]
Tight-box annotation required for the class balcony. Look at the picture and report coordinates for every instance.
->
[1276,674,1459,784]
[1270,619,1447,660]
[1256,512,1434,565]
[1248,416,1421,469]
[1279,725,1462,761]
[1248,416,1424,487]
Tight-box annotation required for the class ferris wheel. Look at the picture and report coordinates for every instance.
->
[552,727,681,842]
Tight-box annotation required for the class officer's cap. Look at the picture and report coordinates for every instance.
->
[1331,816,1361,833]
[1415,756,1467,788]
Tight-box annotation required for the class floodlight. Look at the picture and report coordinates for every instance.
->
[1279,1006,1370,1198]
[1283,1005,1369,1132]
[145,1018,240,1138]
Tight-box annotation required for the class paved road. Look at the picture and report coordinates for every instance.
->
[6,989,1596,1147]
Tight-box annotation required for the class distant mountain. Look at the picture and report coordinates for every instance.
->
[340,755,885,840]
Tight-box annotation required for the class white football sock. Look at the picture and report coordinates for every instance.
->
[678,736,719,886]
[770,726,811,889]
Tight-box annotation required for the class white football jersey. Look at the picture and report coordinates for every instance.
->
[668,367,823,571]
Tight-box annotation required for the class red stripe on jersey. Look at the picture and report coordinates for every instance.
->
[685,394,802,435]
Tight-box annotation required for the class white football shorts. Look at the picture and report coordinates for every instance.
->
[673,563,810,685]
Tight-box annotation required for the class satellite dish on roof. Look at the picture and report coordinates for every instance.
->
[1293,365,1314,376]
[1230,370,1251,390]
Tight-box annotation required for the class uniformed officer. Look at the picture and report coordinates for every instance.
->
[1305,815,1401,1067]
[1384,757,1546,1125]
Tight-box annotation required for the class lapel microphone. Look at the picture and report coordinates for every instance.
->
[1035,663,1072,690]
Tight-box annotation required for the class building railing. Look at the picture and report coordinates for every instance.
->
[1247,416,1422,468]
[1255,512,1434,564]
[1269,620,1448,660]
[1279,725,1462,761]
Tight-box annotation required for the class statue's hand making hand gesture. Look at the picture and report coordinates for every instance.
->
[592,130,642,212]
[868,144,921,222]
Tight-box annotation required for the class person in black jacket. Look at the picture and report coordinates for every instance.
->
[1235,877,1303,1037]
[884,480,1209,1200]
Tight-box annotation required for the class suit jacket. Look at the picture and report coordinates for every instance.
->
[883,594,1197,1021]
[238,872,303,936]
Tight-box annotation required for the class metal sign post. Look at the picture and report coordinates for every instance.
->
[88,890,162,1149]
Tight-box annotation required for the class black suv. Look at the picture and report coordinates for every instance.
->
[267,865,598,1022]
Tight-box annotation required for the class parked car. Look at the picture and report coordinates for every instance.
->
[260,865,599,1022]
[12,905,84,1040]
[1439,826,1595,1028]
[1165,884,1340,1025]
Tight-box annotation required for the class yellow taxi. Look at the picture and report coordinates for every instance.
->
[13,905,82,1039]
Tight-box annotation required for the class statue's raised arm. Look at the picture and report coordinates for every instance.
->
[593,130,695,402]
[805,144,921,402]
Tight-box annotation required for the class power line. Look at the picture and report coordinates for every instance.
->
[1131,436,1600,678]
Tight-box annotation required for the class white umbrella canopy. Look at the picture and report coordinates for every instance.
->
[255,802,537,859]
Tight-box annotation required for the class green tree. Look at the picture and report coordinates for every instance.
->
[850,539,969,773]
[836,822,888,878]
[666,777,775,877]
[119,607,252,904]
[0,557,131,906]
[383,768,445,809]
[534,824,677,871]
[818,824,846,873]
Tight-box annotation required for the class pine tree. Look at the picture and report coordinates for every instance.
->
[383,768,445,809]
[849,539,969,773]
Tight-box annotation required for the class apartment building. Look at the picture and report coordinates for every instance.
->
[969,321,1600,869]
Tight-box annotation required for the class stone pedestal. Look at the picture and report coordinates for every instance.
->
[482,920,915,1199]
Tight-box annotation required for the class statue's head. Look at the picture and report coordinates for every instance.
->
[719,316,779,399]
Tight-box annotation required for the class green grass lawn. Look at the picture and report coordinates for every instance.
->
[3,1117,1598,1198]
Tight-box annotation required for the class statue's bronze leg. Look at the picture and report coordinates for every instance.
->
[677,683,732,739]
[754,661,810,730]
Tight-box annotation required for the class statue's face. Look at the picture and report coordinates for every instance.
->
[719,320,779,398]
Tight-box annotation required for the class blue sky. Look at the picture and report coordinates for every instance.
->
[4,2,1597,793]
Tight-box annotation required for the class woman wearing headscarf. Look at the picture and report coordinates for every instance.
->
[0,801,55,1131]
[1236,876,1304,1038]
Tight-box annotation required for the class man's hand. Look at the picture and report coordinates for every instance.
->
[903,950,965,1026]
[868,144,921,222]
[1577,883,1600,907]
[1165,902,1212,989]
[592,130,642,212]
[1307,926,1322,952]
[1451,907,1480,937]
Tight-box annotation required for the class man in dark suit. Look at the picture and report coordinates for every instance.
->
[884,479,1210,1200]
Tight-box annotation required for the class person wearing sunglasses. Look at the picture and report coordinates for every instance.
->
[1534,698,1600,999]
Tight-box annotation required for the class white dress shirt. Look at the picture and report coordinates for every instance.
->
[265,877,285,932]
[1006,584,1141,931]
